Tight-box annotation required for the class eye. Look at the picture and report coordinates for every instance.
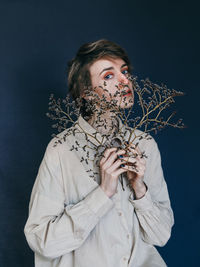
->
[104,73,113,80]
[122,69,129,75]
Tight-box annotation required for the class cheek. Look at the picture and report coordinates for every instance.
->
[93,80,122,100]
[105,81,119,96]
[93,87,109,102]
[96,84,112,98]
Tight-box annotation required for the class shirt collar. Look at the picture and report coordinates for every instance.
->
[74,114,128,147]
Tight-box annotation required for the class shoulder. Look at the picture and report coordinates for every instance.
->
[44,125,76,159]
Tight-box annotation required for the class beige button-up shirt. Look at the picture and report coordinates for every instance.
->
[24,114,174,267]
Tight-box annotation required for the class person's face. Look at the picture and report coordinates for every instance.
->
[84,56,134,109]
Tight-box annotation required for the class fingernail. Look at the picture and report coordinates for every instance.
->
[118,155,124,158]
[121,164,125,167]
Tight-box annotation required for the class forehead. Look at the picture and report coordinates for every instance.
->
[89,57,126,76]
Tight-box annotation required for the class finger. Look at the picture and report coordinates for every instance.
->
[114,165,130,177]
[139,157,146,165]
[126,148,139,158]
[100,147,117,165]
[128,144,141,153]
[127,145,142,158]
[107,157,128,172]
[103,149,126,169]
[121,165,139,174]
[122,155,138,166]
[126,141,141,152]
[121,163,145,175]
[122,156,146,166]
[134,145,142,155]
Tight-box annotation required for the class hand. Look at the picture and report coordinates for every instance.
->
[121,142,147,199]
[99,147,128,198]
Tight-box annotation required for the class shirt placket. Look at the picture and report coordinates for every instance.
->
[112,181,134,265]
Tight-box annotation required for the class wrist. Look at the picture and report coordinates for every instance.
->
[131,181,147,199]
[100,185,113,198]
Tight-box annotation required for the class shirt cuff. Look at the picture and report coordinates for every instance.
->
[83,186,114,218]
[128,186,154,211]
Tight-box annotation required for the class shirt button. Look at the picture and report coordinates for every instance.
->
[127,234,130,239]
[123,257,127,261]
[118,212,122,216]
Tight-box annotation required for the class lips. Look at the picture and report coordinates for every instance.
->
[122,89,132,96]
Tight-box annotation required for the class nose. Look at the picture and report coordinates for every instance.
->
[118,72,129,85]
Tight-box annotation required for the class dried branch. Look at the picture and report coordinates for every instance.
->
[46,74,186,192]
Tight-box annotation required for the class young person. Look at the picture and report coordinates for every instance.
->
[24,39,174,267]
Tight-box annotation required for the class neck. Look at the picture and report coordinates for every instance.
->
[87,109,119,136]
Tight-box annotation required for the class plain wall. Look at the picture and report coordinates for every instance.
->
[0,0,199,266]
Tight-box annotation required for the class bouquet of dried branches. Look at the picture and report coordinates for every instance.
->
[46,73,186,190]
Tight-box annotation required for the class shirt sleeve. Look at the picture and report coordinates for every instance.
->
[128,139,175,247]
[24,142,114,260]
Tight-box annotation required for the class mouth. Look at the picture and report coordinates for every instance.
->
[122,89,132,96]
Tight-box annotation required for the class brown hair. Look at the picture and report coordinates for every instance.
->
[66,39,133,118]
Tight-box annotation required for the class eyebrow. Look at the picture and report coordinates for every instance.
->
[99,63,128,76]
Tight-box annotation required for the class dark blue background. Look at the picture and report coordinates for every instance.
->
[0,0,199,266]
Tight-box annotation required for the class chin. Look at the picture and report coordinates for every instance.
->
[118,101,133,110]
[119,96,134,109]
